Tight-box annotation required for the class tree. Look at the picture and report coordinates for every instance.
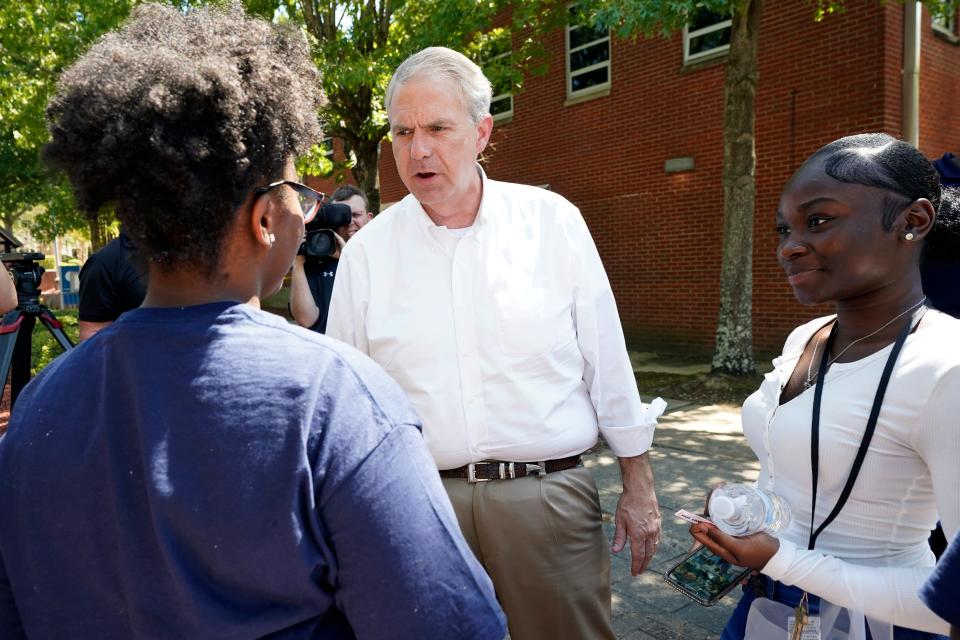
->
[277,0,564,213]
[591,0,957,375]
[0,1,136,247]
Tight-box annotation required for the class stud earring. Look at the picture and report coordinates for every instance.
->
[904,232,915,241]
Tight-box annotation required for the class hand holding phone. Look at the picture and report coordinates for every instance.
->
[663,545,752,606]
[689,521,780,570]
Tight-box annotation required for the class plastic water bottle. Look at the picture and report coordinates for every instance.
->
[708,483,791,537]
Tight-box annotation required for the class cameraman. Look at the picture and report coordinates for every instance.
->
[77,230,146,340]
[289,185,372,332]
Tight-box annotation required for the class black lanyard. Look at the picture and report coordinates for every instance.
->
[807,308,923,551]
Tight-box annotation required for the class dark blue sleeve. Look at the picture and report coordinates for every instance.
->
[920,533,960,626]
[0,548,26,639]
[320,424,506,640]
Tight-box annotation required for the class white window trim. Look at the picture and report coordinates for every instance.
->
[932,7,957,37]
[321,136,335,159]
[565,18,611,101]
[683,17,732,64]
[488,49,514,122]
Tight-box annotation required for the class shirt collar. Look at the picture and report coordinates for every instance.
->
[411,164,490,236]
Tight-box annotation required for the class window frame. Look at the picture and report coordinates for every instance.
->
[487,48,514,122]
[683,13,732,64]
[565,8,611,102]
[320,136,335,160]
[932,3,958,38]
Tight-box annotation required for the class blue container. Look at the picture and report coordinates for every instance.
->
[59,265,80,307]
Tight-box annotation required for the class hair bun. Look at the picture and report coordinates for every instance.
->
[927,186,960,263]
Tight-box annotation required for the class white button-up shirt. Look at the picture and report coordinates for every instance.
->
[327,169,664,469]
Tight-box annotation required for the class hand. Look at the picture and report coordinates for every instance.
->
[330,232,346,260]
[611,454,661,575]
[292,254,305,271]
[689,522,780,570]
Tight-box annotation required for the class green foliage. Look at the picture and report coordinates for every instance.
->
[586,0,738,38]
[30,308,79,376]
[0,1,136,237]
[295,143,336,179]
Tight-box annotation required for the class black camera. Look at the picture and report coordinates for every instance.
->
[1,252,46,308]
[298,202,352,258]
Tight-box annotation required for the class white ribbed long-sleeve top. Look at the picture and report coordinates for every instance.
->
[743,309,960,635]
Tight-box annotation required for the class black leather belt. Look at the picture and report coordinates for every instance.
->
[439,455,581,482]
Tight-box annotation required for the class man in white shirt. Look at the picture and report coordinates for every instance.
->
[327,46,665,640]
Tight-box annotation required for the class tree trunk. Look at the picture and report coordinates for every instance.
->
[711,0,762,375]
[352,139,383,214]
[2,210,22,237]
[87,215,107,252]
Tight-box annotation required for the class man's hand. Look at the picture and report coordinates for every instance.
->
[288,254,320,329]
[330,232,346,260]
[612,452,661,575]
[689,522,779,570]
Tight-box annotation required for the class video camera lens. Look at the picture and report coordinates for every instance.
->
[301,230,337,257]
[298,202,352,258]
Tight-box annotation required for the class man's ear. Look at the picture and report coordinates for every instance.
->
[901,198,936,241]
[475,114,493,154]
[248,191,275,249]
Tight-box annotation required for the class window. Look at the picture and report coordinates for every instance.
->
[483,33,514,121]
[566,5,610,100]
[932,2,957,37]
[320,136,335,159]
[683,10,732,63]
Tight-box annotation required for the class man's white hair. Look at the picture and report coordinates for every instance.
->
[385,46,492,125]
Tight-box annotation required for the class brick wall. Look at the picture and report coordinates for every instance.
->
[313,0,960,357]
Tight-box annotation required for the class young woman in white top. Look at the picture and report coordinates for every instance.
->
[691,133,960,639]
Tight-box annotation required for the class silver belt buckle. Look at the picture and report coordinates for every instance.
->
[526,461,548,478]
[467,462,497,482]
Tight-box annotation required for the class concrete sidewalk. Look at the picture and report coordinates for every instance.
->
[587,399,760,640]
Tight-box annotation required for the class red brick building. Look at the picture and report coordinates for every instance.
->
[313,1,960,356]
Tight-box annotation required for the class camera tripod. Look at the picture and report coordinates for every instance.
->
[0,253,74,409]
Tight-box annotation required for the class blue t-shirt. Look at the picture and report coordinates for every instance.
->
[921,532,960,628]
[0,302,504,639]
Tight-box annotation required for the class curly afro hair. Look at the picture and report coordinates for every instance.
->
[43,2,323,274]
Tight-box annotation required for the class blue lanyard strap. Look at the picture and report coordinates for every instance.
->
[807,307,924,551]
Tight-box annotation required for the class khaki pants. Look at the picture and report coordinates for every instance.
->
[442,466,615,640]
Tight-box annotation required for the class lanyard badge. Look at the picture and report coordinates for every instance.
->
[788,591,821,639]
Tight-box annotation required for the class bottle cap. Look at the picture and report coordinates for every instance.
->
[710,495,736,520]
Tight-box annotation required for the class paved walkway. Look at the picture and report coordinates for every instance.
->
[586,398,760,639]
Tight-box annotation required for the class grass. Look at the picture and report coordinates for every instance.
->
[31,308,80,375]
[634,369,764,406]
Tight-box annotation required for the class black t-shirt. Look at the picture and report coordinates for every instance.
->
[78,234,147,323]
[302,257,338,333]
